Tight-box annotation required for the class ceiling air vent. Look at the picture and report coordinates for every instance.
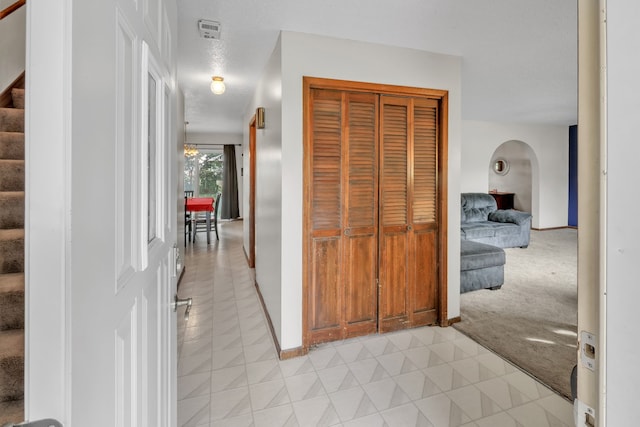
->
[198,20,221,40]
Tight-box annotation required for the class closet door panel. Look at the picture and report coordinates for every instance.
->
[378,98,410,331]
[307,89,378,344]
[409,99,439,326]
[308,89,344,342]
[379,96,439,331]
[343,93,378,334]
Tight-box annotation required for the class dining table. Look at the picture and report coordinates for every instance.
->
[186,197,214,244]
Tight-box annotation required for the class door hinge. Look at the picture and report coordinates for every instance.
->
[574,399,595,427]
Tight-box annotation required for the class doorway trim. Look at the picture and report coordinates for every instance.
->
[248,115,257,268]
[488,140,538,224]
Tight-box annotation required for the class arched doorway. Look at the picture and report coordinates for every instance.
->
[488,140,538,221]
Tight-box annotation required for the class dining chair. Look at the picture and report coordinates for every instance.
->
[192,193,221,242]
[184,195,192,246]
[184,190,194,246]
[212,192,221,241]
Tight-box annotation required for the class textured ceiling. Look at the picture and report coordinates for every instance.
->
[177,0,577,135]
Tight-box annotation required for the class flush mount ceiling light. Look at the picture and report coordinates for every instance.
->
[210,76,225,95]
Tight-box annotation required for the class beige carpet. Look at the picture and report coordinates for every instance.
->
[454,228,577,400]
[0,87,25,424]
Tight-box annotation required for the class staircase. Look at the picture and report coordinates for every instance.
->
[0,87,25,424]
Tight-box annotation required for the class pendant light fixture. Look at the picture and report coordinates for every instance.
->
[184,144,199,157]
[183,121,199,157]
[210,76,225,95]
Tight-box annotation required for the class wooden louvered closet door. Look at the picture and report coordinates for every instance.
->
[378,96,439,333]
[307,89,379,344]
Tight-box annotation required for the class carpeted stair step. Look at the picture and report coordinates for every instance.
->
[11,88,24,109]
[0,398,23,425]
[0,229,24,274]
[0,273,24,331]
[0,160,24,191]
[0,132,24,160]
[0,84,26,426]
[0,108,24,133]
[0,192,24,229]
[0,329,24,402]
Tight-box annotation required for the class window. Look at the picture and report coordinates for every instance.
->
[184,150,223,197]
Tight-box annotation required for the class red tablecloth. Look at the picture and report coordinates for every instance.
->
[186,197,214,212]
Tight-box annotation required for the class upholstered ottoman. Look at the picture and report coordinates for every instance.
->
[460,240,505,293]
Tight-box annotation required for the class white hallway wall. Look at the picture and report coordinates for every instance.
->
[245,31,462,350]
[243,37,284,344]
[461,120,569,229]
[605,0,640,423]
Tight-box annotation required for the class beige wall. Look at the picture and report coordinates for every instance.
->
[461,120,569,229]
[0,4,25,91]
[245,31,462,351]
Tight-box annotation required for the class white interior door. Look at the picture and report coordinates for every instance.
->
[26,0,178,425]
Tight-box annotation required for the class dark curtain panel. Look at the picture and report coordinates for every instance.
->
[221,145,240,219]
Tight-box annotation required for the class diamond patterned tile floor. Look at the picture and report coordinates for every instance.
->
[177,220,574,427]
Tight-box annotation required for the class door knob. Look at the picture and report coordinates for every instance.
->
[407,225,413,231]
[172,294,192,321]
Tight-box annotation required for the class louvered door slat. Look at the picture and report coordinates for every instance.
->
[311,92,342,231]
[381,104,408,226]
[413,100,438,223]
[348,99,377,229]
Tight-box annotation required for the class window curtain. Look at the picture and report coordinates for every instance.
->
[221,145,240,219]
